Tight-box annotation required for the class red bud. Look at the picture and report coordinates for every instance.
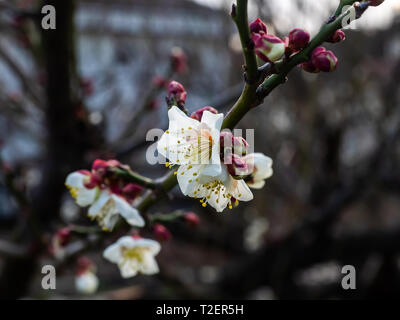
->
[249,18,267,34]
[190,106,218,121]
[153,224,172,242]
[288,28,310,51]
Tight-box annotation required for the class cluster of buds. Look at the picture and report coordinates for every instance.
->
[249,18,285,63]
[300,46,338,73]
[79,159,143,202]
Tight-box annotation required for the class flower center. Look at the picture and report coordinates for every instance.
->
[66,185,79,199]
[122,247,149,262]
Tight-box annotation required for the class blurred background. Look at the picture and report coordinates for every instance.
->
[0,0,400,299]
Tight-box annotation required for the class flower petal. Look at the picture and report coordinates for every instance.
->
[111,195,145,227]
[88,191,110,217]
[65,172,86,188]
[103,242,123,264]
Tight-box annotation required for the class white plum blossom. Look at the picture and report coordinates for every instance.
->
[65,171,145,231]
[179,163,253,212]
[157,105,223,174]
[75,271,99,295]
[65,171,98,207]
[157,106,254,212]
[87,191,145,231]
[242,153,273,189]
[103,236,161,278]
[157,106,254,211]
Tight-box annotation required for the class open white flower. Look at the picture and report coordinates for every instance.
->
[242,153,273,189]
[157,106,224,188]
[103,236,161,278]
[88,191,145,231]
[180,164,253,212]
[65,171,98,207]
[65,171,145,231]
[75,271,99,295]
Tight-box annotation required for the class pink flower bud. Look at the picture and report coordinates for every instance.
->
[283,37,292,55]
[55,227,71,246]
[153,224,172,242]
[226,154,249,180]
[190,106,218,121]
[170,47,187,74]
[288,28,310,52]
[249,18,267,34]
[76,256,95,275]
[233,136,249,156]
[168,81,187,105]
[253,33,285,63]
[122,183,143,201]
[300,61,319,73]
[152,76,167,88]
[91,159,108,171]
[184,212,200,227]
[369,0,384,6]
[311,47,338,72]
[80,78,94,97]
[327,30,346,43]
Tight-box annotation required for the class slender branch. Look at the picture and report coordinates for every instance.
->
[231,0,259,84]
[112,167,157,189]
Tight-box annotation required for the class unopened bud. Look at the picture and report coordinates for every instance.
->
[184,212,200,227]
[253,34,285,63]
[170,47,187,74]
[55,227,71,246]
[288,28,310,52]
[153,224,172,242]
[249,18,267,34]
[152,76,167,88]
[190,106,218,121]
[122,183,143,201]
[233,136,249,156]
[226,154,249,180]
[300,61,319,73]
[327,30,346,43]
[168,81,187,105]
[311,47,338,72]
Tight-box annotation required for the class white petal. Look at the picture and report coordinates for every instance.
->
[103,242,123,264]
[119,260,138,278]
[168,106,199,128]
[88,191,110,217]
[111,195,145,227]
[233,179,254,201]
[176,164,207,196]
[248,180,266,189]
[131,238,161,255]
[253,153,273,180]
[76,188,97,207]
[199,111,223,176]
[200,110,223,132]
[140,253,159,275]
[65,172,87,188]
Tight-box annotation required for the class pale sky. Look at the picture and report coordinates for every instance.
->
[192,0,400,32]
